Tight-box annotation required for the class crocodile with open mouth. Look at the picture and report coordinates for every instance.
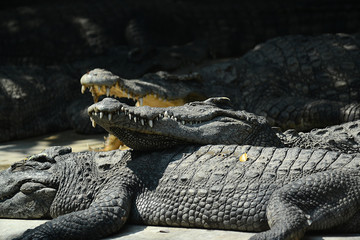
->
[88,97,360,153]
[2,1,360,143]
[81,33,360,132]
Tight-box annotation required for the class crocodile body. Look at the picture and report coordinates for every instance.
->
[0,145,359,240]
[2,1,360,141]
[89,97,360,153]
[85,33,360,132]
[279,120,360,153]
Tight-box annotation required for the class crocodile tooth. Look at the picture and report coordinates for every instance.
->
[128,113,132,120]
[141,118,144,125]
[90,118,96,128]
[127,92,131,99]
[90,86,95,96]
[108,113,112,121]
[174,117,177,121]
[121,107,125,112]
[134,116,137,123]
[106,87,110,97]
[164,111,169,118]
[100,112,104,119]
[148,119,153,128]
[189,121,193,124]
[138,98,143,106]
[98,85,101,92]
[181,120,185,125]
[155,117,159,121]
[81,85,86,94]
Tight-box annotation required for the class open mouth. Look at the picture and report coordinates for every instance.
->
[80,68,198,150]
[80,68,187,107]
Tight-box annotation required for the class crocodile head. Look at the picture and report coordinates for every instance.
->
[81,68,210,150]
[0,147,70,219]
[88,97,283,150]
[80,68,206,107]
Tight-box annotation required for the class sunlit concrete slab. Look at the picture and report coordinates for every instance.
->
[1,219,359,240]
[0,131,104,170]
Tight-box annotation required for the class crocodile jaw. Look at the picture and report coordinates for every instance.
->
[88,98,265,150]
[0,164,56,218]
[80,68,188,106]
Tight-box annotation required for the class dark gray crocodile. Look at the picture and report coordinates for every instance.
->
[2,0,360,142]
[82,33,360,132]
[1,145,359,239]
[88,97,360,154]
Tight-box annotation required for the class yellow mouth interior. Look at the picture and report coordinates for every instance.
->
[82,83,186,107]
[82,83,186,150]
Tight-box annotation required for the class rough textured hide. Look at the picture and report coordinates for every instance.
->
[0,145,359,239]
[2,1,360,141]
[89,97,360,153]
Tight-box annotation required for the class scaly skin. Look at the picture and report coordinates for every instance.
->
[0,45,201,142]
[88,97,283,150]
[83,33,360,131]
[279,120,360,153]
[1,146,359,239]
[3,0,360,142]
[89,97,360,153]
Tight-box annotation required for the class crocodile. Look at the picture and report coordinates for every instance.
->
[2,1,360,142]
[1,144,359,240]
[0,45,208,142]
[82,33,360,132]
[88,97,360,154]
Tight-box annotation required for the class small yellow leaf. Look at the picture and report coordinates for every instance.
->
[239,153,248,162]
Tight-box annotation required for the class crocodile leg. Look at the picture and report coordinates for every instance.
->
[14,187,133,240]
[250,170,360,240]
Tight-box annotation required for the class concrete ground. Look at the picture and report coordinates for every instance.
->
[0,131,359,240]
[2,219,360,240]
[0,130,105,170]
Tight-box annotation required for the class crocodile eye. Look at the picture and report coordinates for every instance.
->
[11,160,26,172]
[188,102,198,106]
[31,155,49,162]
[28,153,55,163]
